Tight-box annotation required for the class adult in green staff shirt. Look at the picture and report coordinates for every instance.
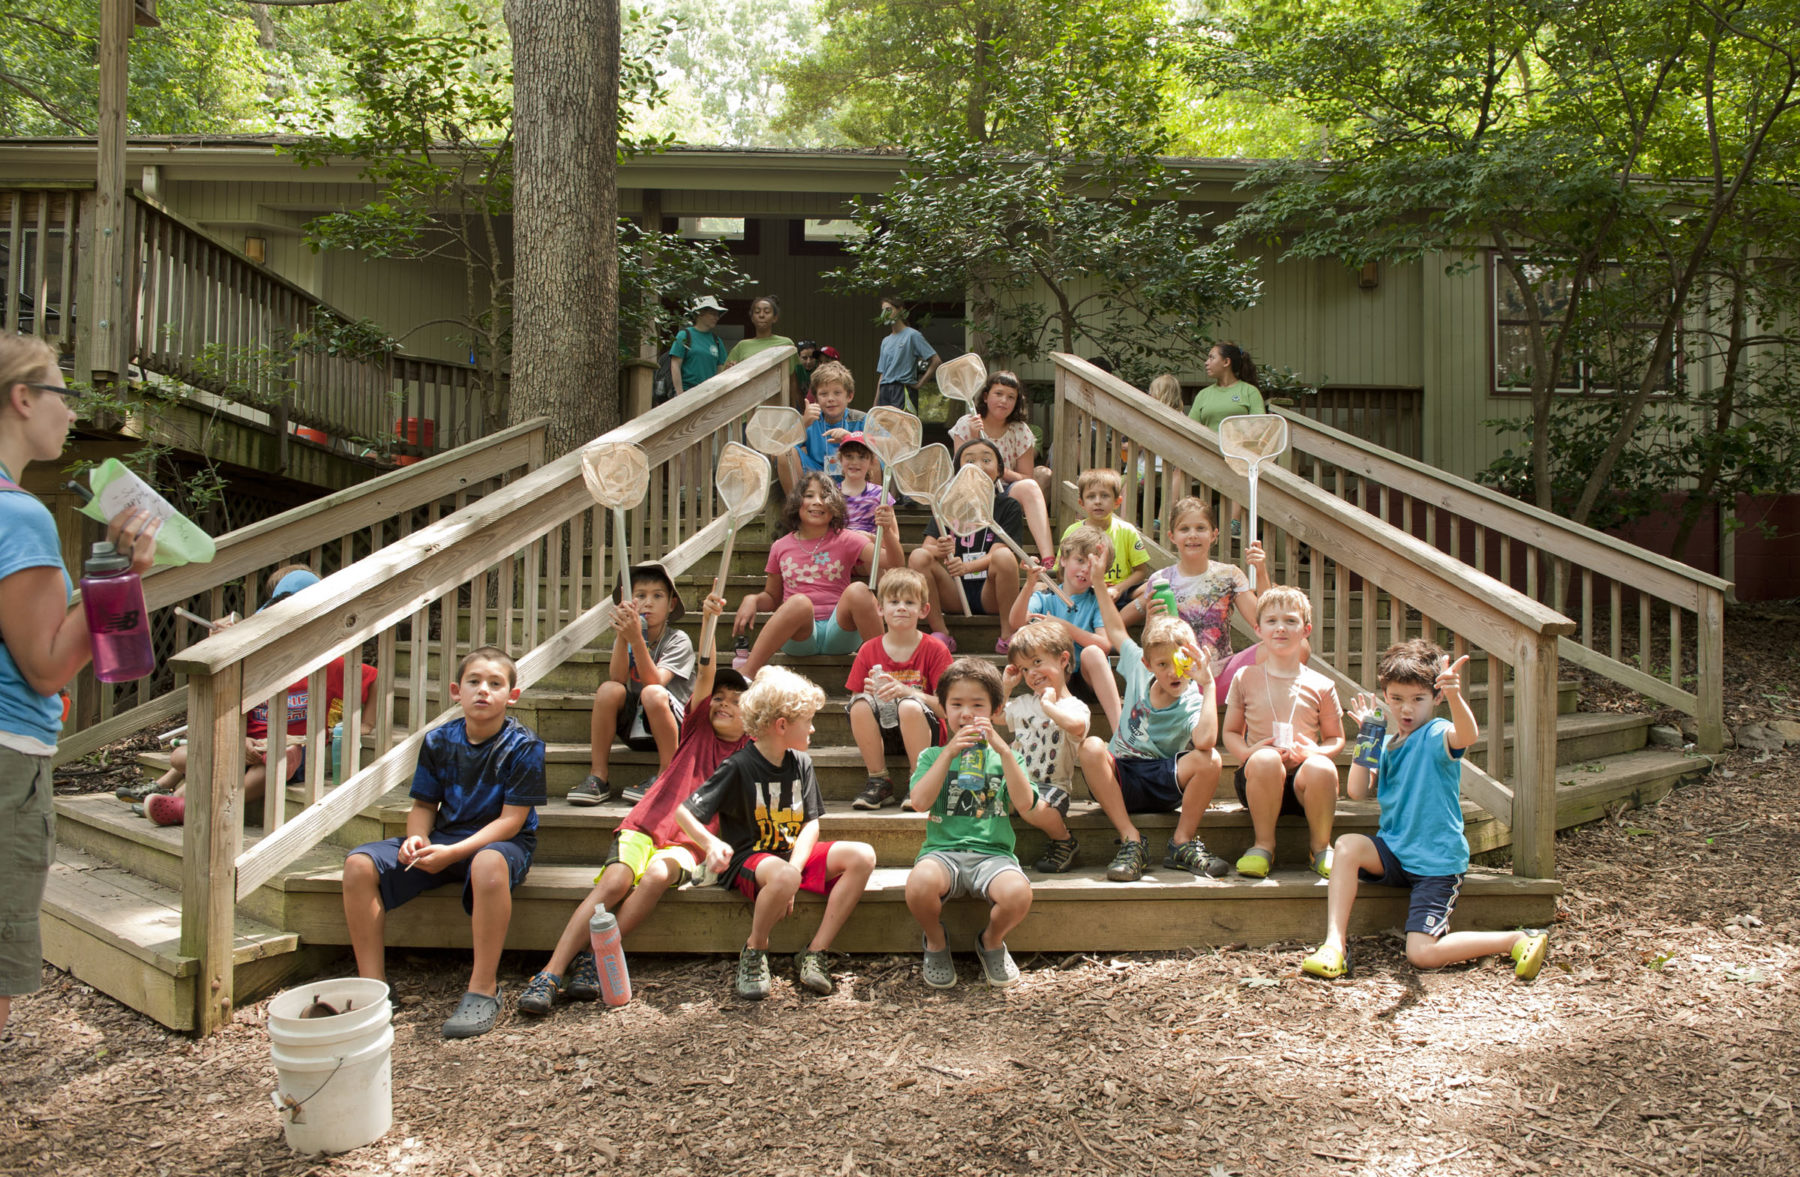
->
[727,294,801,406]
[1187,341,1265,432]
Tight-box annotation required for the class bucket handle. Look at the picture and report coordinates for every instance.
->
[270,1056,345,1124]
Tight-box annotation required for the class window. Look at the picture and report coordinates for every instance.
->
[662,216,761,256]
[1491,255,1676,395]
[788,217,867,256]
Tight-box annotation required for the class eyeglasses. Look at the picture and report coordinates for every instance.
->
[22,382,81,398]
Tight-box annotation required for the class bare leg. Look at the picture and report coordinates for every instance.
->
[342,851,388,982]
[981,871,1033,949]
[1171,747,1222,844]
[984,547,1021,641]
[777,450,802,495]
[1007,477,1055,561]
[807,841,875,952]
[1019,796,1072,841]
[837,582,883,643]
[543,862,636,978]
[743,595,815,677]
[747,856,801,950]
[908,546,960,635]
[156,743,188,792]
[466,847,512,996]
[1294,755,1341,855]
[1079,645,1122,732]
[613,856,682,938]
[1240,748,1288,856]
[1409,928,1529,969]
[849,697,888,777]
[639,684,681,774]
[1078,736,1141,843]
[906,857,952,950]
[1316,833,1381,952]
[589,681,626,778]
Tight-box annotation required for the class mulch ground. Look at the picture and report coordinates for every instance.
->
[5,606,1797,1177]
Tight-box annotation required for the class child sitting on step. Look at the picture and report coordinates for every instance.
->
[731,471,901,678]
[908,438,1024,656]
[1301,639,1549,982]
[1007,525,1123,732]
[999,620,1091,873]
[571,563,694,806]
[1221,587,1345,879]
[1077,551,1225,883]
[846,569,950,811]
[342,646,547,1039]
[519,595,751,1016]
[677,666,877,1000]
[1063,468,1150,604]
[905,658,1034,989]
[946,369,1056,559]
[834,432,890,536]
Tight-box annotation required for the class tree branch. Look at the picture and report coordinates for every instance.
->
[0,72,90,132]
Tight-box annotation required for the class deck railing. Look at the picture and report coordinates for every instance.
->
[1280,386,1423,459]
[1053,355,1576,882]
[167,347,795,1032]
[1274,411,1727,750]
[2,184,495,458]
[54,419,550,766]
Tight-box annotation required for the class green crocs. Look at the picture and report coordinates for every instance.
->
[1235,846,1273,878]
[1301,943,1353,980]
[1512,930,1550,980]
[1309,847,1333,879]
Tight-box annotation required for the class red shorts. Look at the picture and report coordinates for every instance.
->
[734,841,839,899]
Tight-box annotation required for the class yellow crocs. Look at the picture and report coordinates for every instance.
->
[1511,930,1550,980]
[1301,943,1352,980]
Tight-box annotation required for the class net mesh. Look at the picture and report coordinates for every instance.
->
[891,444,953,504]
[862,407,923,466]
[1218,414,1289,477]
[746,405,808,454]
[936,463,1001,538]
[936,353,987,407]
[714,442,772,521]
[580,441,650,508]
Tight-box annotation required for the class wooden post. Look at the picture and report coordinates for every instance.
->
[179,665,244,1035]
[1054,369,1078,535]
[91,0,131,381]
[1696,589,1725,752]
[1510,634,1559,879]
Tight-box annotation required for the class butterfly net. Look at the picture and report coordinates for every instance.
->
[580,441,650,508]
[935,353,987,407]
[745,405,808,455]
[714,442,772,521]
[936,462,1001,539]
[891,444,954,506]
[862,407,923,468]
[1218,414,1289,478]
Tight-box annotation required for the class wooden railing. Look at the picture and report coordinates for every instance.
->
[55,419,550,766]
[1280,386,1423,459]
[166,347,795,1032]
[2,184,495,458]
[1053,355,1576,882]
[1275,411,1727,750]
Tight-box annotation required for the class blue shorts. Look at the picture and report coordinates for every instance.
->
[1359,836,1462,938]
[1111,754,1183,813]
[350,831,536,916]
[782,615,864,657]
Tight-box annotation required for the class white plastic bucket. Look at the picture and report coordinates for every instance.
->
[266,978,393,1155]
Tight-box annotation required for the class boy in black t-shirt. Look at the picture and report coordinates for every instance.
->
[343,646,547,1039]
[677,666,877,1000]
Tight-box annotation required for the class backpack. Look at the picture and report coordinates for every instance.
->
[653,327,710,407]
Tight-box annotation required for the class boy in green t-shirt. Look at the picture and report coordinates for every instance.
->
[904,658,1035,990]
[1060,467,1150,603]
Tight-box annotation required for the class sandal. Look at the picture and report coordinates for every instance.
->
[1301,943,1353,980]
[1308,847,1333,879]
[994,636,1011,655]
[922,935,956,989]
[441,988,503,1038]
[1234,846,1272,878]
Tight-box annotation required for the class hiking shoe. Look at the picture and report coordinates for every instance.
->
[1301,943,1353,980]
[442,988,502,1038]
[1512,930,1550,981]
[619,781,649,804]
[1165,838,1230,878]
[567,774,608,807]
[516,971,561,1016]
[115,779,158,802]
[1034,835,1080,874]
[145,793,186,827]
[851,775,895,810]
[1105,838,1148,882]
[564,952,602,1002]
[736,946,772,1000]
[975,935,1021,989]
[794,950,833,995]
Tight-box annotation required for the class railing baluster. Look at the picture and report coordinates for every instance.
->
[1487,653,1505,779]
[1639,593,1653,674]
[1668,605,1682,690]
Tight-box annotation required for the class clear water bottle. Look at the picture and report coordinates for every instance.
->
[81,542,154,683]
[1351,705,1386,770]
[588,904,632,1006]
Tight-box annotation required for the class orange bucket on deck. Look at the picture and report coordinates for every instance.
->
[295,426,330,445]
[394,418,435,466]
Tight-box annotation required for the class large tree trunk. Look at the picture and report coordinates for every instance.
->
[505,0,621,457]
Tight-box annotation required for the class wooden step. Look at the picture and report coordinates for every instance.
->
[269,863,1562,955]
[39,846,330,1032]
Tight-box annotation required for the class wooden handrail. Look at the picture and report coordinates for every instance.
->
[1053,353,1572,882]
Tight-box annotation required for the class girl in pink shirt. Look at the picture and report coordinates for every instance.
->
[732,471,903,676]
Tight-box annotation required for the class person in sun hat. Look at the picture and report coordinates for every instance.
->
[669,295,732,397]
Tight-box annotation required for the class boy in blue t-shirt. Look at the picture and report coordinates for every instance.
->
[1076,559,1221,883]
[1300,639,1549,982]
[1006,524,1122,731]
[780,360,865,494]
[343,646,547,1038]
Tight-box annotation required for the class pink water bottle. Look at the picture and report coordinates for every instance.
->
[81,542,155,683]
[588,904,632,1006]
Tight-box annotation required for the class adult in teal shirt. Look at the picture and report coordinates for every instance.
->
[1187,341,1265,432]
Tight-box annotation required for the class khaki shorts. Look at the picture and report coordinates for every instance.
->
[0,747,55,996]
[602,828,709,888]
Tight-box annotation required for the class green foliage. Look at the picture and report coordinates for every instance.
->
[617,222,754,354]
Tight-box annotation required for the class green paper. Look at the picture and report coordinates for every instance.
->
[75,460,218,567]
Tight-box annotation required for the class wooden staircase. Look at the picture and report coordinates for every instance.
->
[41,351,1725,1032]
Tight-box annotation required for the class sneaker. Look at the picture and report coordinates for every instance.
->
[567,774,608,807]
[564,952,602,1002]
[1165,838,1229,878]
[516,971,562,1015]
[115,780,158,802]
[794,950,833,995]
[974,934,1021,988]
[145,793,186,827]
[442,989,503,1038]
[1034,836,1080,874]
[1301,943,1353,980]
[921,936,956,989]
[619,781,649,804]
[736,945,772,1000]
[1512,930,1550,981]
[851,775,895,810]
[1105,838,1148,882]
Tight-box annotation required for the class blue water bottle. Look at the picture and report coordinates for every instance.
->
[1351,706,1386,770]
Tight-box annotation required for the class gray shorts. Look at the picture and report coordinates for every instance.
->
[0,747,55,996]
[916,850,1026,902]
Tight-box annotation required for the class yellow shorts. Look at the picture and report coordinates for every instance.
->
[601,828,705,887]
